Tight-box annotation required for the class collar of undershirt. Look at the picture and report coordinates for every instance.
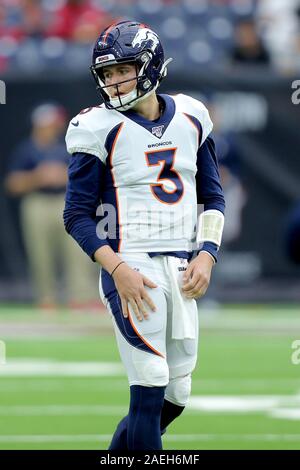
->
[119,94,176,139]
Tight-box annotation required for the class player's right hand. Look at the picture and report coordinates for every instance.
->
[112,263,157,322]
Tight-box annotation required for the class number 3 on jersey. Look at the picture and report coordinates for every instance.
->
[145,148,184,204]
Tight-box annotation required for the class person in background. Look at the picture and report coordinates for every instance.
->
[257,0,300,72]
[46,0,116,44]
[3,0,47,41]
[231,18,270,65]
[5,103,99,311]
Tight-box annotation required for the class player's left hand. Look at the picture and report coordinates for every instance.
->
[181,251,215,299]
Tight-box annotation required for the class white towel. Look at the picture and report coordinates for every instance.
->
[166,256,198,340]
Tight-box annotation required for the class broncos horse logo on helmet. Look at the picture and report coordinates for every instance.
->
[131,28,160,52]
[90,20,172,111]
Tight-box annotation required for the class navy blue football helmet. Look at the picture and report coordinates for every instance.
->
[90,20,172,111]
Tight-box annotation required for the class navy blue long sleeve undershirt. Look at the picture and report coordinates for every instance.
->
[196,136,225,261]
[63,152,108,260]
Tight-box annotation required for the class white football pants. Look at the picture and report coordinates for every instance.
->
[99,252,199,406]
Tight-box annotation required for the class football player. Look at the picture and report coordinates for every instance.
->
[64,20,225,450]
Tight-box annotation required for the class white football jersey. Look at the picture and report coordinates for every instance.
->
[65,93,213,253]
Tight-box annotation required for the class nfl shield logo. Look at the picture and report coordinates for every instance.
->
[152,125,164,138]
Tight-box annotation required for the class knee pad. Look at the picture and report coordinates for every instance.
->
[132,350,169,386]
[165,374,192,406]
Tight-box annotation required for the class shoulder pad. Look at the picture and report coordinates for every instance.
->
[173,93,213,145]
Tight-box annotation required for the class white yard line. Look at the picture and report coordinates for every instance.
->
[0,379,128,392]
[0,395,299,419]
[270,409,300,420]
[188,395,300,412]
[0,378,299,393]
[0,373,300,396]
[0,434,300,443]
[0,360,124,377]
[0,360,299,394]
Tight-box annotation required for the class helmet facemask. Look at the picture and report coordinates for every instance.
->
[90,51,172,112]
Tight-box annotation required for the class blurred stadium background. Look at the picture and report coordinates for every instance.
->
[0,0,300,451]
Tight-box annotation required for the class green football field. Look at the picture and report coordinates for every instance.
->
[0,304,300,450]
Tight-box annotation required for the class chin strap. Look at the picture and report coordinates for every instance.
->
[107,57,174,111]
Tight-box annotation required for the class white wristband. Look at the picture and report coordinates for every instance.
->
[197,209,225,246]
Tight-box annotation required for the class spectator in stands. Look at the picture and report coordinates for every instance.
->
[0,4,9,71]
[231,18,270,65]
[257,0,300,72]
[18,0,45,39]
[46,0,116,44]
[5,103,99,311]
[2,0,48,41]
[1,0,116,44]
